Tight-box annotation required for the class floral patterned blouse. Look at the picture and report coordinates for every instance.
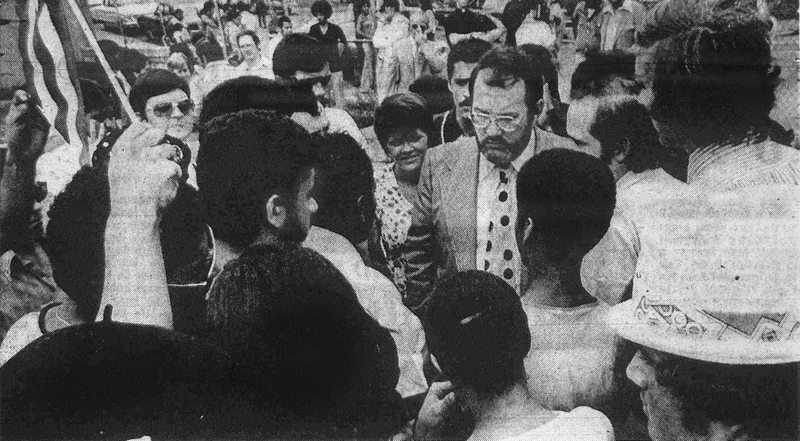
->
[373,162,414,299]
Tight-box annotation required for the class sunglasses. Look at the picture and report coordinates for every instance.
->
[150,100,194,118]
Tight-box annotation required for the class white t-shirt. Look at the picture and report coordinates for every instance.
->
[500,407,614,441]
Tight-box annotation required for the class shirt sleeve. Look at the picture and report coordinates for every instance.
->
[335,24,347,44]
[581,211,639,305]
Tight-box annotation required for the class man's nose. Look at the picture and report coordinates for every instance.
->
[171,105,184,118]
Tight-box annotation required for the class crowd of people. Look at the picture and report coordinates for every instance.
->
[1,0,800,439]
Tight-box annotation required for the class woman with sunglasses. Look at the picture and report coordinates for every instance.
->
[372,92,433,307]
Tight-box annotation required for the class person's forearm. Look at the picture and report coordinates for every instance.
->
[100,215,173,328]
[448,32,470,44]
[0,159,37,254]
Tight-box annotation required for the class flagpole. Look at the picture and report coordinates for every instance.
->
[63,0,136,122]
[215,2,228,59]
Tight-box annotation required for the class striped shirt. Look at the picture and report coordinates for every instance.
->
[688,139,800,190]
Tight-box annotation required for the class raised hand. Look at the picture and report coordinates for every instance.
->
[4,90,50,167]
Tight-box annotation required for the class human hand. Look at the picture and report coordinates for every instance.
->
[413,381,456,439]
[4,90,50,167]
[107,121,183,221]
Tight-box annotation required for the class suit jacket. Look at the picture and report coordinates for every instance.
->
[403,129,580,312]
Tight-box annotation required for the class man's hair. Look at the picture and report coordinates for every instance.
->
[446,39,492,80]
[169,42,197,72]
[309,132,376,245]
[128,68,190,116]
[310,0,333,17]
[766,0,799,19]
[569,51,642,100]
[197,110,312,248]
[115,48,150,88]
[591,95,666,173]
[469,45,545,113]
[206,242,404,438]
[167,52,192,75]
[409,75,453,115]
[272,33,328,79]
[426,270,531,399]
[277,15,292,27]
[199,76,318,125]
[374,92,434,148]
[517,149,616,256]
[381,0,400,10]
[236,29,259,47]
[637,0,778,136]
[518,44,561,102]
[196,36,225,64]
[641,346,799,440]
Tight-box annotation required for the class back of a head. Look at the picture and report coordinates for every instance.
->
[409,75,453,115]
[426,271,531,399]
[197,109,312,248]
[272,33,328,79]
[374,92,434,147]
[128,68,190,117]
[1,319,241,440]
[447,39,493,80]
[206,242,405,438]
[569,50,640,100]
[590,95,666,173]
[196,36,225,64]
[637,0,777,132]
[517,149,616,254]
[469,45,545,112]
[309,132,376,245]
[199,76,318,125]
[311,0,333,18]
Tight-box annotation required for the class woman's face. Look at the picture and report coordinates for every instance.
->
[384,127,428,176]
[143,89,194,140]
[169,61,192,83]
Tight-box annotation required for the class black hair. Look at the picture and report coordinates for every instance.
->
[206,242,405,438]
[469,45,544,113]
[570,50,641,100]
[272,33,328,78]
[311,0,333,17]
[236,29,259,47]
[516,149,615,258]
[277,15,292,27]
[197,109,313,248]
[115,48,149,85]
[381,0,400,10]
[640,346,799,440]
[309,132,376,245]
[79,79,117,122]
[97,39,121,69]
[409,75,454,115]
[446,39,492,80]
[426,271,531,400]
[518,44,561,102]
[637,0,779,140]
[590,95,666,173]
[196,35,225,64]
[199,76,318,125]
[128,68,190,117]
[169,42,197,73]
[374,92,434,148]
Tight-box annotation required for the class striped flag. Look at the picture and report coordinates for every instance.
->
[14,0,134,148]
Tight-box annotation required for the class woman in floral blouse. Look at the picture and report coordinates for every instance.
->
[373,93,433,305]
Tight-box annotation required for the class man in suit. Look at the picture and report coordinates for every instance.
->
[404,46,595,313]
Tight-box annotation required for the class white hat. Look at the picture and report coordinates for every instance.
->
[607,187,800,365]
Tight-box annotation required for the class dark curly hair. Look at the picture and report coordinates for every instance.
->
[272,33,329,79]
[446,39,492,81]
[197,109,312,248]
[374,92,434,149]
[200,76,318,125]
[310,0,333,18]
[569,50,642,100]
[128,69,190,117]
[469,45,545,114]
[590,95,667,173]
[637,0,779,140]
[309,132,376,245]
[639,346,798,440]
[426,270,531,399]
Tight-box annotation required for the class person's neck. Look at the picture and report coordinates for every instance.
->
[393,164,420,186]
[215,229,282,269]
[468,384,551,440]
[522,260,596,308]
[245,54,261,67]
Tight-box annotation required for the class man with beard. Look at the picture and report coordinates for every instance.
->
[599,0,644,52]
[403,46,584,313]
[431,39,492,146]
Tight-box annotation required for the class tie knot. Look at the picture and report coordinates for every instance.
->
[499,170,509,185]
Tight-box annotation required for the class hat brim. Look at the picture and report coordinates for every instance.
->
[607,299,800,365]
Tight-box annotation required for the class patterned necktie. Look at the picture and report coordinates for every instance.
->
[483,168,518,289]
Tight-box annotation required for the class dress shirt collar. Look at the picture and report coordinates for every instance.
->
[603,0,634,14]
[238,55,269,70]
[478,127,539,181]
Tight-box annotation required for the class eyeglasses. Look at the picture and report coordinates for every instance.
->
[469,111,523,132]
[150,100,194,118]
[411,24,428,31]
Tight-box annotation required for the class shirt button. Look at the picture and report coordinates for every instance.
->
[503,268,513,279]
[504,250,513,260]
[500,215,510,227]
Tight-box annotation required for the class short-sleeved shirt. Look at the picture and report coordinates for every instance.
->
[441,8,496,44]
[309,22,348,72]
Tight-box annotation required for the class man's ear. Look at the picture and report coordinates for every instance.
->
[265,193,288,231]
[612,138,631,165]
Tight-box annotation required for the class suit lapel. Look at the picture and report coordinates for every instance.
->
[443,138,479,272]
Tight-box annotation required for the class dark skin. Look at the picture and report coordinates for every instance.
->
[0,90,50,254]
